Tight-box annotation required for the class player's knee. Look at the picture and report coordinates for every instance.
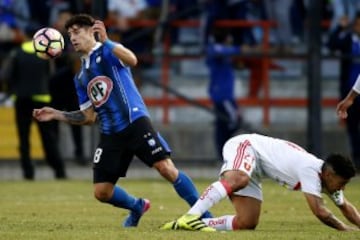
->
[223,171,250,192]
[233,216,258,230]
[94,188,112,202]
[153,159,178,181]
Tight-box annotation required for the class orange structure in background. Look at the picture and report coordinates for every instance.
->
[128,19,337,126]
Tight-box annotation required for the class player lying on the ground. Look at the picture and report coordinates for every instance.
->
[161,133,360,232]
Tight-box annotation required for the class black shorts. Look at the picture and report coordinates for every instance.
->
[93,117,171,184]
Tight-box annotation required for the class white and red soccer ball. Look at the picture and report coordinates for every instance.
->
[32,27,64,60]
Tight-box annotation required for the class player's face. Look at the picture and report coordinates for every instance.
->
[67,25,95,53]
[323,172,349,194]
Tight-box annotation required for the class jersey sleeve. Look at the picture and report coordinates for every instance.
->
[73,74,92,110]
[102,43,127,68]
[298,167,322,198]
[352,74,360,93]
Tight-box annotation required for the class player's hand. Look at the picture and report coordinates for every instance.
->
[343,225,359,231]
[92,20,108,43]
[33,107,57,122]
[336,99,353,119]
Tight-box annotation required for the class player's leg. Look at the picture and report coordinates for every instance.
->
[180,139,255,216]
[70,124,86,165]
[93,182,150,227]
[152,158,212,219]
[132,117,212,218]
[14,98,34,179]
[161,137,257,231]
[37,118,66,179]
[181,172,261,231]
[93,133,150,227]
[231,195,261,229]
[202,195,261,230]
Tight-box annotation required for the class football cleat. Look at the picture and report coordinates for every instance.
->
[123,198,151,227]
[160,220,179,230]
[177,214,216,232]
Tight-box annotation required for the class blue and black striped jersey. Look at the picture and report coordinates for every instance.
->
[74,43,149,134]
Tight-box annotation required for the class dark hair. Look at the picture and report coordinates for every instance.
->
[65,14,95,30]
[324,154,356,179]
[211,27,229,44]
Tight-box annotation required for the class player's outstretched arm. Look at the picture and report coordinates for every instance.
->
[304,193,354,231]
[33,106,96,125]
[92,20,137,67]
[338,198,360,229]
[336,90,358,119]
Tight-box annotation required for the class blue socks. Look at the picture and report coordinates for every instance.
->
[107,186,140,212]
[173,171,213,218]
[106,173,213,218]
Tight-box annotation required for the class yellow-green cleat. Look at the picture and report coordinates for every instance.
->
[177,214,216,232]
[160,220,179,230]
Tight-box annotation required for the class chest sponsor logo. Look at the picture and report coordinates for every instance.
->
[87,76,113,107]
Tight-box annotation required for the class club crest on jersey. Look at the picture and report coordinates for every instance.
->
[87,76,113,107]
[148,138,156,147]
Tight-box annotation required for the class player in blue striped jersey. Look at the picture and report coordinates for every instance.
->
[33,14,211,227]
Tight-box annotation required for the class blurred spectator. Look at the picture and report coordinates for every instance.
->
[1,0,29,30]
[327,14,360,170]
[168,0,200,51]
[27,0,51,27]
[106,0,154,88]
[71,0,107,19]
[289,0,307,44]
[106,0,148,31]
[0,0,29,55]
[243,58,284,98]
[200,0,226,51]
[0,0,30,93]
[201,0,266,47]
[48,0,73,27]
[28,0,107,29]
[146,0,162,18]
[264,0,292,52]
[205,27,243,160]
[330,0,360,31]
[224,0,266,46]
[1,28,66,180]
[201,0,282,98]
[50,9,87,166]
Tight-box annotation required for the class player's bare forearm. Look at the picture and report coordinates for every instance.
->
[318,212,349,230]
[348,90,359,101]
[337,90,358,119]
[62,110,87,125]
[340,201,360,228]
[304,193,350,231]
[62,109,96,125]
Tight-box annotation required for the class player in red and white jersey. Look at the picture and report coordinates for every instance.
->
[161,134,360,232]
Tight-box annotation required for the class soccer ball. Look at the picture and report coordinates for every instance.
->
[32,27,64,59]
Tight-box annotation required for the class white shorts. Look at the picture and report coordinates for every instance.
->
[219,138,263,201]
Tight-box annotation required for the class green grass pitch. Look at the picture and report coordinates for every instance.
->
[0,177,360,240]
